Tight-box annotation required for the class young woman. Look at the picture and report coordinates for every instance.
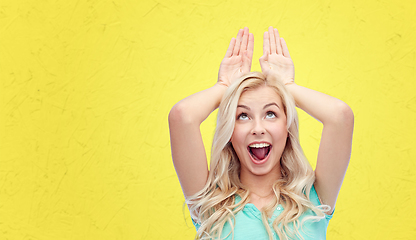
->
[169,27,354,240]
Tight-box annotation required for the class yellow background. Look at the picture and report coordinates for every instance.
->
[1,0,415,239]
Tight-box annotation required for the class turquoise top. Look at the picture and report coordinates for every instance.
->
[193,185,333,240]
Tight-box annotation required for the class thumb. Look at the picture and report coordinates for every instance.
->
[259,54,268,71]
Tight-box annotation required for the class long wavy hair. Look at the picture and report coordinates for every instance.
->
[187,72,330,240]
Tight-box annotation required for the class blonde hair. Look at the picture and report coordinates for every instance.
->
[187,72,330,240]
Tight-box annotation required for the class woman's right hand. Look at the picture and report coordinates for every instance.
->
[217,27,254,87]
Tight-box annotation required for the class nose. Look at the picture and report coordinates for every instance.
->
[250,119,265,135]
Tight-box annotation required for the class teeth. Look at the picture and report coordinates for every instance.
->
[249,143,270,148]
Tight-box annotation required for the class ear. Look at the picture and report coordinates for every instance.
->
[228,139,233,147]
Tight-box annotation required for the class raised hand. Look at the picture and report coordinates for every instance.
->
[259,27,294,85]
[218,27,254,87]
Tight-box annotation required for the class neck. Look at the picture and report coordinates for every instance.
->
[240,165,282,197]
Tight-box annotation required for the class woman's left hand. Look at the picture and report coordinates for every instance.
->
[259,27,295,85]
[217,27,254,87]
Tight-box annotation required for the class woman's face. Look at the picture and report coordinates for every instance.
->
[231,85,288,178]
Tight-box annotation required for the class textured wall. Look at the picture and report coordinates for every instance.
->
[1,0,415,239]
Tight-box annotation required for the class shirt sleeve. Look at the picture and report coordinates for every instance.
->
[310,184,334,220]
[192,218,200,231]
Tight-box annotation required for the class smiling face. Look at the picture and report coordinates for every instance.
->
[231,85,288,180]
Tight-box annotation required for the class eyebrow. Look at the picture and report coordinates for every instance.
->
[237,105,250,110]
[263,103,280,109]
[237,103,280,110]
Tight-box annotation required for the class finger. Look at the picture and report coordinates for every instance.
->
[280,37,291,58]
[274,28,282,55]
[268,26,276,54]
[247,33,254,60]
[225,38,236,57]
[233,29,243,56]
[242,51,251,71]
[240,27,249,53]
[263,31,270,56]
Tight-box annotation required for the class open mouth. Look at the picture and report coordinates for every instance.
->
[248,143,272,162]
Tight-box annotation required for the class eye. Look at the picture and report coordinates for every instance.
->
[265,111,276,119]
[237,113,249,120]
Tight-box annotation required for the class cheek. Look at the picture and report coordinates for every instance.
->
[231,126,247,148]
[269,124,288,139]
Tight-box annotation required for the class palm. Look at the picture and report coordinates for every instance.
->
[259,27,295,85]
[218,54,249,85]
[218,28,254,87]
[262,54,294,83]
